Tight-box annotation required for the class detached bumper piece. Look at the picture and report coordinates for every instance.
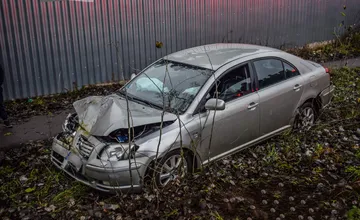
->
[320,84,335,108]
[50,133,144,193]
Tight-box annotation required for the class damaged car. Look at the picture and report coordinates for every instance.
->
[51,43,334,193]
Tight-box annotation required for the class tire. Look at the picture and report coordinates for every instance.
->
[294,102,318,130]
[152,149,193,188]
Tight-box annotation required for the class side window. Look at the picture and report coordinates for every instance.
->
[253,59,285,89]
[283,62,300,79]
[208,64,252,102]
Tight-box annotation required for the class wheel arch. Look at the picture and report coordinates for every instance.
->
[302,96,322,113]
[144,146,201,179]
[291,93,322,126]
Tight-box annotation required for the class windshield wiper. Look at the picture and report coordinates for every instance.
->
[133,96,166,111]
[116,89,127,97]
[117,90,165,111]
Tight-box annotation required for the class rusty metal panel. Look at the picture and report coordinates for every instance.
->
[0,0,359,100]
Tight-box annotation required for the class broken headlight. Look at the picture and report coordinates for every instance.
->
[100,144,139,161]
[101,145,126,161]
[62,113,78,136]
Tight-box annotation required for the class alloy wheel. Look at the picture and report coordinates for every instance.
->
[159,154,187,186]
[300,107,315,128]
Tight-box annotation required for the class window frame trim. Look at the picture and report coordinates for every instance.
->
[250,56,301,91]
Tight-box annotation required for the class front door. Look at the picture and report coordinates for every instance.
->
[195,63,260,162]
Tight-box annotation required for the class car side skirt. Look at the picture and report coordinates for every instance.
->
[203,125,291,165]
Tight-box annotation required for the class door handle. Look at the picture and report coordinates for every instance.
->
[248,102,258,110]
[293,84,302,91]
[192,132,199,139]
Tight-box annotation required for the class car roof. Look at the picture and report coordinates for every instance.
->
[165,43,281,70]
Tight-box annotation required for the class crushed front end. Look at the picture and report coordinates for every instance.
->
[50,113,149,193]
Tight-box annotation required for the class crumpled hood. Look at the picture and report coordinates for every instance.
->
[73,94,177,136]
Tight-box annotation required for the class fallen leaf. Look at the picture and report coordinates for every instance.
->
[45,205,56,212]
[19,175,28,183]
[155,41,163,49]
[4,132,12,136]
[110,204,120,210]
[68,198,75,207]
[25,187,36,193]
[103,203,120,211]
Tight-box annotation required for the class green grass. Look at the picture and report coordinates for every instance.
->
[347,206,360,220]
[345,166,360,180]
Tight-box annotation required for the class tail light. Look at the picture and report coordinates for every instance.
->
[325,67,330,74]
[324,66,331,81]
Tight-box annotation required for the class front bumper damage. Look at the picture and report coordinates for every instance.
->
[50,132,149,193]
[50,94,179,193]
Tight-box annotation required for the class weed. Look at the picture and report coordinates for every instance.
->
[314,143,324,158]
[19,161,27,167]
[273,191,282,199]
[210,211,224,220]
[0,166,14,176]
[40,148,50,154]
[287,27,360,63]
[313,167,323,174]
[345,166,360,180]
[36,171,61,197]
[355,150,360,159]
[33,97,45,106]
[278,162,293,171]
[52,183,87,205]
[165,209,179,217]
[25,187,36,193]
[29,169,39,181]
[265,144,279,165]
[347,206,360,220]
[0,179,20,192]
[0,179,22,204]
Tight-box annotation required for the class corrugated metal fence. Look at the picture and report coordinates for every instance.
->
[1,0,359,100]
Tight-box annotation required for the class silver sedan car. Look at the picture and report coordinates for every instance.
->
[51,44,334,193]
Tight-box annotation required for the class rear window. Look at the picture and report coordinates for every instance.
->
[284,62,300,79]
[253,59,286,89]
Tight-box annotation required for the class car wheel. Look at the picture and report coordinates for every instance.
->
[295,102,317,130]
[154,149,193,188]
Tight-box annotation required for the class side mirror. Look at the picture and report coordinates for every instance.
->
[131,73,137,80]
[205,98,225,111]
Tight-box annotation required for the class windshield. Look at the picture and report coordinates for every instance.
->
[121,60,213,113]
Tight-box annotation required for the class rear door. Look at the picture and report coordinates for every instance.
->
[252,58,304,136]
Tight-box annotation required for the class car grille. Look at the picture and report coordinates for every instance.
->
[78,136,95,158]
[52,151,64,164]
